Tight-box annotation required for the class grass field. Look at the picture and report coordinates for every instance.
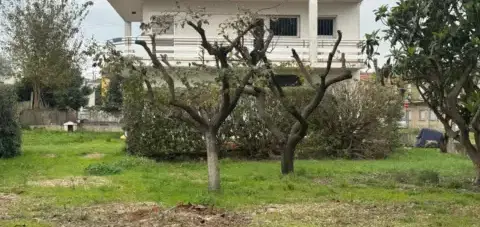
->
[1,130,480,226]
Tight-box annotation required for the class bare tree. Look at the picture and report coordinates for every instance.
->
[92,9,273,191]
[232,28,353,174]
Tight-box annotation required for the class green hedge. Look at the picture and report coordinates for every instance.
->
[0,84,21,158]
[123,76,402,160]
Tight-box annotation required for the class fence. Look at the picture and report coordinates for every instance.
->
[19,109,76,126]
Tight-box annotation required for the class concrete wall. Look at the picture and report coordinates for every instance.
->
[142,0,360,40]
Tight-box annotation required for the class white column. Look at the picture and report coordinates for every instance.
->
[309,0,318,64]
[124,21,132,53]
[124,21,132,37]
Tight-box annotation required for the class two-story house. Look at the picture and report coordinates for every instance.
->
[106,0,363,81]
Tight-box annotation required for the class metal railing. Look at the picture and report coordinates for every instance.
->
[109,36,364,65]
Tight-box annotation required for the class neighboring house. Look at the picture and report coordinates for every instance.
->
[106,0,364,80]
[402,84,444,130]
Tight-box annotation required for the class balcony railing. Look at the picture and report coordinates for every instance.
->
[110,36,364,68]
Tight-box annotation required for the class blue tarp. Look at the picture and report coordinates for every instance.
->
[415,128,444,147]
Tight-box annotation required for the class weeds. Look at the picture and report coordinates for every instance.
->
[85,163,122,176]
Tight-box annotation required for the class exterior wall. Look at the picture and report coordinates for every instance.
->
[142,0,360,40]
[403,103,444,131]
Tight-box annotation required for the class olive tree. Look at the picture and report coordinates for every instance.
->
[91,8,273,191]
[233,30,352,174]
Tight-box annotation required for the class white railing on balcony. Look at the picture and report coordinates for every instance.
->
[110,36,363,68]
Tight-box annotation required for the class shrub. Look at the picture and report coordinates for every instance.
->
[0,84,21,158]
[416,170,440,185]
[85,163,122,176]
[298,81,403,159]
[123,76,205,160]
[123,74,402,160]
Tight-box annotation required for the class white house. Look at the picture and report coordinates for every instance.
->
[106,0,363,79]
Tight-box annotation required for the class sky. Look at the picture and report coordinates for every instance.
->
[81,0,396,78]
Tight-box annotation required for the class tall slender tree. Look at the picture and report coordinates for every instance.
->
[0,0,93,108]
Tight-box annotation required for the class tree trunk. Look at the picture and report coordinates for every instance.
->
[204,130,220,191]
[471,153,480,185]
[32,83,41,109]
[281,142,295,175]
[446,137,457,153]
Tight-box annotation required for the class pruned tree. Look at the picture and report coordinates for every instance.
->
[231,28,353,174]
[366,0,480,183]
[90,8,274,191]
[0,0,93,108]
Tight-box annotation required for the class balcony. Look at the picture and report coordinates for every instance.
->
[110,36,364,69]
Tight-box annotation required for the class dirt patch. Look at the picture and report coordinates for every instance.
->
[83,153,105,159]
[251,202,424,226]
[27,176,109,188]
[44,154,57,158]
[44,202,251,227]
[0,193,20,219]
[313,178,332,185]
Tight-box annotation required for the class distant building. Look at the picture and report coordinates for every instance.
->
[402,84,443,130]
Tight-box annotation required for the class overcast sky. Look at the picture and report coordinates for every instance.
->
[82,0,396,78]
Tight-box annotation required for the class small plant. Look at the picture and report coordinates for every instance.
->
[85,163,122,176]
[296,167,307,177]
[416,170,440,185]
[393,171,411,184]
[193,192,216,206]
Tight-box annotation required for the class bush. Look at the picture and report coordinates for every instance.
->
[298,81,403,159]
[85,163,122,176]
[123,76,205,160]
[0,84,21,158]
[123,74,402,160]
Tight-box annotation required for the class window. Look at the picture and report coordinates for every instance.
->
[429,111,437,121]
[402,110,412,121]
[270,17,298,36]
[419,110,427,121]
[318,18,334,36]
[151,15,174,35]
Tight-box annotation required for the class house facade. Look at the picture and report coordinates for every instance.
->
[106,0,364,79]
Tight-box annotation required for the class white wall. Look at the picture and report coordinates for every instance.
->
[1,76,16,85]
[142,0,360,40]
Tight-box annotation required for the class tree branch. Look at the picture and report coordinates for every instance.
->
[135,38,208,129]
[471,106,480,133]
[186,21,216,55]
[292,49,316,88]
[320,30,343,85]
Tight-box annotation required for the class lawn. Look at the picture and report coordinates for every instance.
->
[1,130,480,226]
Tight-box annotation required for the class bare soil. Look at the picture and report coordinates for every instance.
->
[83,153,105,159]
[43,202,251,227]
[0,193,19,220]
[27,176,110,188]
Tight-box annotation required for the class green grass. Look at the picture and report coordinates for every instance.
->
[1,130,480,226]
